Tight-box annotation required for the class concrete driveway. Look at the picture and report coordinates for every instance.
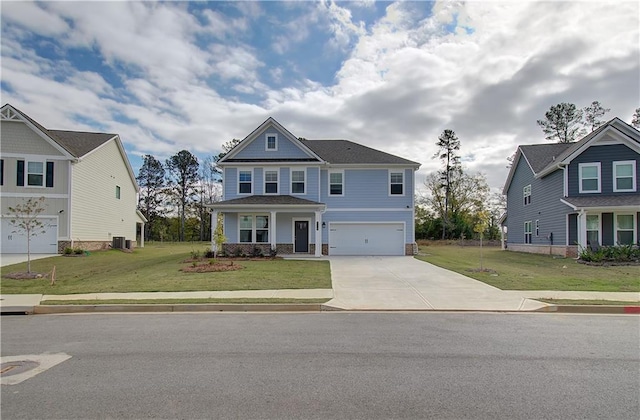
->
[0,254,59,267]
[324,256,548,311]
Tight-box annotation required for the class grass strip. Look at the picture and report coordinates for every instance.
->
[41,298,331,305]
[536,299,640,306]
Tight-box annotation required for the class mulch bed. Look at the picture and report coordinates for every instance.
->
[181,262,245,273]
[577,260,640,266]
[3,272,47,280]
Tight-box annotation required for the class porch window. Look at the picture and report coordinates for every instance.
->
[239,170,252,194]
[264,170,278,194]
[579,163,600,193]
[586,214,599,246]
[524,221,532,244]
[239,214,269,243]
[616,214,635,245]
[390,171,404,195]
[329,171,343,196]
[291,169,305,194]
[613,161,636,192]
[523,184,531,205]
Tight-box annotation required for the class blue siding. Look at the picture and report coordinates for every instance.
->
[321,210,414,243]
[567,144,640,196]
[223,213,238,242]
[233,127,311,160]
[308,167,320,202]
[506,156,568,246]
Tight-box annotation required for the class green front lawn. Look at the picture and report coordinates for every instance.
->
[1,242,331,295]
[416,244,639,292]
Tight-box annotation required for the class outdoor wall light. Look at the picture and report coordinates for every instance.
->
[322,222,326,228]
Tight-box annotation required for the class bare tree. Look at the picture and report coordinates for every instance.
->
[632,108,640,129]
[537,103,584,143]
[7,197,48,273]
[582,101,610,131]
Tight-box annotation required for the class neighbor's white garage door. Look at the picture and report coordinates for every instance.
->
[329,223,404,256]
[1,217,58,254]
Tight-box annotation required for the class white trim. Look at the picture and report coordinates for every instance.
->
[237,168,253,196]
[263,168,279,195]
[265,133,278,151]
[585,213,601,246]
[325,208,413,212]
[614,213,637,245]
[613,160,636,192]
[563,166,568,197]
[328,221,407,256]
[328,170,344,196]
[388,170,405,196]
[0,152,71,161]
[0,193,69,199]
[523,184,531,205]
[238,213,270,244]
[565,213,570,246]
[290,167,306,195]
[524,220,532,244]
[292,217,312,253]
[535,219,539,237]
[578,162,601,193]
[25,160,45,187]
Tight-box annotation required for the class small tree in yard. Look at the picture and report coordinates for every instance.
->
[474,209,490,271]
[7,197,48,274]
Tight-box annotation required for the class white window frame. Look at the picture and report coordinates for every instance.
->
[265,133,278,151]
[116,185,121,200]
[264,168,279,195]
[328,170,344,196]
[535,219,539,237]
[586,214,601,246]
[389,170,404,196]
[290,168,306,195]
[524,221,532,244]
[238,169,253,195]
[615,213,636,245]
[26,160,45,187]
[523,184,531,205]
[579,162,601,193]
[613,160,636,192]
[238,214,270,244]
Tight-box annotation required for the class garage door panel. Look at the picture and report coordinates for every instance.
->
[329,223,404,256]
[1,218,58,254]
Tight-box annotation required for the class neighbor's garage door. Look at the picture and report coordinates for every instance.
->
[1,217,58,254]
[329,223,404,255]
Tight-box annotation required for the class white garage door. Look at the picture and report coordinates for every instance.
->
[329,223,405,256]
[1,217,58,254]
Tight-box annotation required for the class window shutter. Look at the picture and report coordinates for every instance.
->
[0,159,4,186]
[46,162,54,187]
[17,160,24,186]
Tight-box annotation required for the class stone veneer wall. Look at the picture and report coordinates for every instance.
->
[507,244,578,258]
[58,240,136,253]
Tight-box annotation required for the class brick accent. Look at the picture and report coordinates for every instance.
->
[507,244,578,258]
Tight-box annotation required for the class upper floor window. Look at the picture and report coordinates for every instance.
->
[264,169,278,194]
[390,171,404,195]
[523,184,531,205]
[239,170,252,194]
[524,221,532,244]
[116,185,121,199]
[27,161,44,186]
[329,171,343,196]
[266,134,277,151]
[613,161,636,192]
[16,160,54,188]
[579,162,601,193]
[291,169,305,194]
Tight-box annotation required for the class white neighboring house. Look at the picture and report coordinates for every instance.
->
[0,103,146,254]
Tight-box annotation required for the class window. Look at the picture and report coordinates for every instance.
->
[264,170,278,194]
[535,219,540,237]
[524,221,532,244]
[291,169,305,194]
[579,163,601,193]
[266,134,277,151]
[523,184,531,205]
[116,186,121,199]
[239,170,252,194]
[27,161,44,186]
[329,171,343,196]
[616,214,635,245]
[390,171,404,195]
[613,161,636,192]
[586,214,599,246]
[239,214,269,243]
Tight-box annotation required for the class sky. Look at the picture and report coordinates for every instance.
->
[1,0,638,194]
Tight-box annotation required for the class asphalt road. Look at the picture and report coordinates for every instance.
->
[1,313,638,420]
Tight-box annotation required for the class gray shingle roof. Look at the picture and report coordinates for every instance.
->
[519,143,573,174]
[212,195,324,206]
[562,195,640,209]
[300,139,420,166]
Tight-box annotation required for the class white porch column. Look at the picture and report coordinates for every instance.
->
[577,210,587,251]
[270,211,277,251]
[315,211,322,257]
[500,226,505,250]
[211,210,218,253]
[141,223,145,248]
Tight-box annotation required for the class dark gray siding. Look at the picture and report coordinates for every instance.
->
[506,156,568,245]
[602,213,614,246]
[567,144,640,196]
[568,214,577,245]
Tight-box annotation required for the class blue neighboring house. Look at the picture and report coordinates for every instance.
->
[208,117,421,256]
[502,118,640,257]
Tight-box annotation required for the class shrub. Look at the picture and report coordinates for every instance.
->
[63,247,73,255]
[252,245,263,258]
[204,248,215,258]
[190,249,201,260]
[74,248,84,255]
[579,245,640,263]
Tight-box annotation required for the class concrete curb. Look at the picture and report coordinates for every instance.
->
[535,305,640,314]
[33,303,324,314]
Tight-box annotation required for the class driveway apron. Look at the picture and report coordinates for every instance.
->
[325,256,548,311]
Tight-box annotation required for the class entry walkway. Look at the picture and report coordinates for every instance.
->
[324,256,549,311]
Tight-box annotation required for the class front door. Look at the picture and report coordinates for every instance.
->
[294,221,309,253]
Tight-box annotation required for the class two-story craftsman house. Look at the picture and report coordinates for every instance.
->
[208,118,421,256]
[502,118,640,256]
